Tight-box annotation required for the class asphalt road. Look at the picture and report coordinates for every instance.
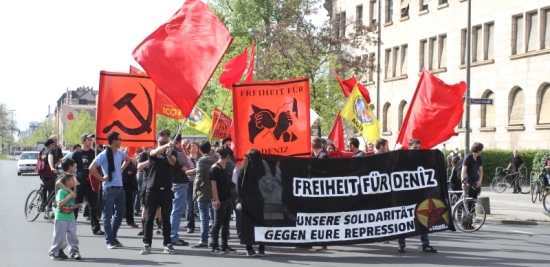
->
[1,159,549,267]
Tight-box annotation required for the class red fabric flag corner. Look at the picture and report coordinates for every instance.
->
[132,0,233,117]
[219,48,248,90]
[333,70,372,103]
[245,40,255,82]
[328,111,345,152]
[396,69,467,149]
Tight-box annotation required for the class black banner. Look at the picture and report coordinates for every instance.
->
[239,150,454,246]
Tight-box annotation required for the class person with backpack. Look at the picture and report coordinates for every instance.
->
[38,139,59,215]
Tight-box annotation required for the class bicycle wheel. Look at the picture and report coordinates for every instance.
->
[543,192,550,213]
[532,182,540,203]
[452,198,486,232]
[491,176,508,193]
[519,177,530,194]
[24,189,42,222]
[45,195,56,224]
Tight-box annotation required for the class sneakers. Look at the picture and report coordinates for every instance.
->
[58,249,69,259]
[49,253,61,260]
[93,230,105,235]
[246,249,257,257]
[191,243,208,248]
[422,245,438,253]
[211,247,221,254]
[140,244,151,255]
[220,246,237,254]
[114,239,123,248]
[70,251,82,260]
[173,240,189,246]
[187,229,194,233]
[156,228,162,234]
[128,223,139,228]
[164,244,177,254]
[107,243,117,249]
[258,247,265,257]
[137,230,144,236]
[398,245,406,253]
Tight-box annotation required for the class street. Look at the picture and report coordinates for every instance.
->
[1,159,549,267]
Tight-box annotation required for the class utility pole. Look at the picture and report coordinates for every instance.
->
[376,0,381,119]
[465,0,471,155]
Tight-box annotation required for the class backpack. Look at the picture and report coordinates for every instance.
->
[87,166,102,194]
[36,149,57,179]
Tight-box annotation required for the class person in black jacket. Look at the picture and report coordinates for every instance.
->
[448,157,462,191]
[122,150,139,228]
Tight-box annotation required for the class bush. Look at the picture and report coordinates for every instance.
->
[532,150,550,172]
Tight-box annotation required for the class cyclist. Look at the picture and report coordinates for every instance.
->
[506,150,525,193]
[461,142,484,200]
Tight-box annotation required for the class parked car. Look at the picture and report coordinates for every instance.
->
[16,151,40,176]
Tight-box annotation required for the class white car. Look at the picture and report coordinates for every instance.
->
[16,151,40,176]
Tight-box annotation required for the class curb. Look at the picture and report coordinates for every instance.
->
[485,218,550,226]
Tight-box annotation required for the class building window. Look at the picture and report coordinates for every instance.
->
[340,12,347,37]
[458,99,466,129]
[398,101,408,131]
[356,5,363,31]
[367,53,375,82]
[481,91,495,127]
[526,11,538,52]
[369,0,376,25]
[383,102,392,132]
[460,29,467,65]
[385,0,393,23]
[484,22,494,60]
[438,35,447,68]
[419,0,428,11]
[439,0,448,4]
[428,37,436,70]
[512,14,524,55]
[385,48,392,78]
[392,47,399,76]
[543,9,550,49]
[509,87,525,126]
[472,25,482,62]
[419,39,427,71]
[538,84,550,124]
[401,0,409,18]
[401,45,408,75]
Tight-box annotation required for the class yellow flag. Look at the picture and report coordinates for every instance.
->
[183,106,213,134]
[340,85,380,144]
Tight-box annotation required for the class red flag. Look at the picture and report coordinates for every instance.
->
[219,48,248,90]
[333,70,371,103]
[396,69,467,149]
[245,40,255,82]
[328,111,345,152]
[96,71,157,148]
[132,0,233,117]
[129,66,185,120]
[211,108,233,139]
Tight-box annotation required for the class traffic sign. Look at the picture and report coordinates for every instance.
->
[469,98,493,105]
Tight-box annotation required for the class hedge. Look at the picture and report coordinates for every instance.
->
[444,149,546,186]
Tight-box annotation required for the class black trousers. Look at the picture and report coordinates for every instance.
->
[41,178,56,210]
[143,189,173,246]
[124,187,135,224]
[212,199,232,248]
[74,181,101,233]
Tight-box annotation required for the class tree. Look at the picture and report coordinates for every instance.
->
[18,119,56,147]
[64,110,95,147]
[0,103,18,147]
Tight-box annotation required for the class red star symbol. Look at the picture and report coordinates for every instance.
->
[416,198,449,228]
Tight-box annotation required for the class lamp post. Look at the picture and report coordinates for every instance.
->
[465,0,471,155]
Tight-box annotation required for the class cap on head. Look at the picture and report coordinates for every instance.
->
[157,129,171,139]
[44,139,55,147]
[81,133,95,141]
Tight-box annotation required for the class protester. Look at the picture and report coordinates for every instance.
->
[39,139,58,216]
[222,137,241,238]
[236,148,266,257]
[48,172,82,260]
[398,138,437,253]
[507,150,525,193]
[461,142,484,200]
[184,141,201,233]
[140,129,178,255]
[374,138,389,154]
[326,143,337,152]
[133,147,145,216]
[89,131,131,249]
[364,141,375,155]
[448,157,462,191]
[311,137,329,251]
[447,147,462,166]
[210,146,237,254]
[169,133,190,247]
[122,149,139,228]
[191,141,219,248]
[348,137,365,157]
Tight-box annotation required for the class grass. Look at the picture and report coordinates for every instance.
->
[0,154,14,160]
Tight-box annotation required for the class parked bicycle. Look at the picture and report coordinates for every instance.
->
[530,169,548,203]
[448,187,486,232]
[491,167,530,194]
[24,183,56,223]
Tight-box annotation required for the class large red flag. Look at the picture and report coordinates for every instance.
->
[219,48,248,90]
[132,0,232,117]
[333,70,371,103]
[129,66,185,120]
[396,69,467,149]
[328,111,345,152]
[245,40,255,82]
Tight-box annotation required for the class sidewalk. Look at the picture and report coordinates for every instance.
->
[477,187,550,226]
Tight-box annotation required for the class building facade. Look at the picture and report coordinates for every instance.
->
[54,86,97,145]
[326,0,550,150]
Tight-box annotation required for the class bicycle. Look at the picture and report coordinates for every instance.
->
[448,187,486,232]
[490,167,530,194]
[24,183,56,223]
[531,169,548,203]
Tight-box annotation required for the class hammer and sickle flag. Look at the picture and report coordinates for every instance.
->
[340,85,381,144]
[232,77,311,161]
[96,71,157,147]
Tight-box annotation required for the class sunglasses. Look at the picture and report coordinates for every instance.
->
[159,133,169,137]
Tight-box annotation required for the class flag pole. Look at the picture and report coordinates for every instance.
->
[172,117,189,145]
[208,90,231,141]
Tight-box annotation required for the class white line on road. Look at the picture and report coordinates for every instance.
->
[508,230,535,235]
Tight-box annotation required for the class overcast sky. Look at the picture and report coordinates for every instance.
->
[0,0,327,132]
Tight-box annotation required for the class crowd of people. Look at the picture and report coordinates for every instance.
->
[39,130,491,260]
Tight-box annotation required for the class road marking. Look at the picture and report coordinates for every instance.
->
[508,230,534,235]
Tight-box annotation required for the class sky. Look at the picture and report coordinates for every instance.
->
[0,0,327,132]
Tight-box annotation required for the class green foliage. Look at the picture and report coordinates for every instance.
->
[19,119,56,147]
[64,110,95,147]
[156,115,208,137]
[0,102,18,144]
[533,149,550,172]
